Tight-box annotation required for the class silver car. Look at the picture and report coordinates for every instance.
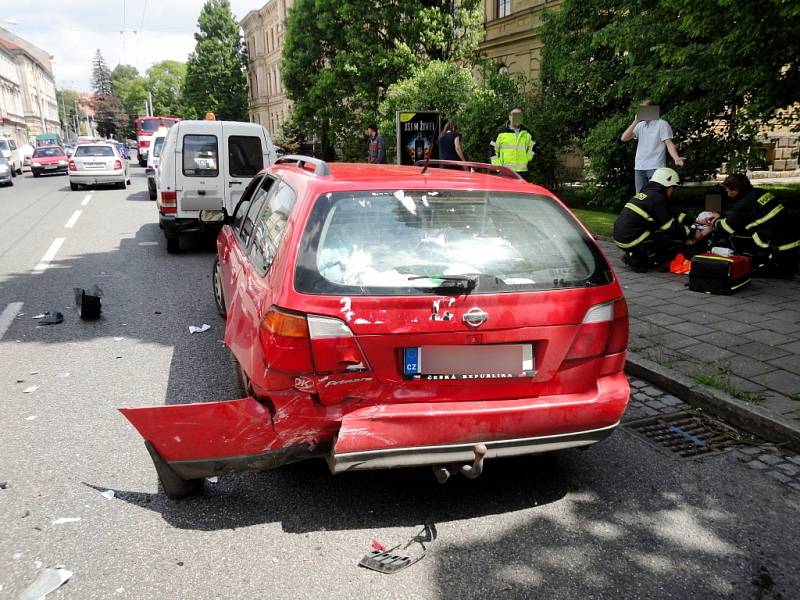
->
[69,143,131,191]
[0,154,12,186]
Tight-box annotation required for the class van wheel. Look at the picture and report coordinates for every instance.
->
[148,179,157,200]
[213,258,227,317]
[11,167,16,178]
[16,166,22,175]
[70,182,78,191]
[166,235,180,254]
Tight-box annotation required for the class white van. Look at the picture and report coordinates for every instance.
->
[156,120,276,253]
[0,136,23,176]
[146,128,169,200]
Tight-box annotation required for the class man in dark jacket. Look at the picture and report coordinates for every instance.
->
[707,174,800,277]
[366,124,386,164]
[613,167,691,272]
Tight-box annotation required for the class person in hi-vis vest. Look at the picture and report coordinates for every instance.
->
[491,108,534,177]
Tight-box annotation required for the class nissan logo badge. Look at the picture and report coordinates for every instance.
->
[462,307,488,328]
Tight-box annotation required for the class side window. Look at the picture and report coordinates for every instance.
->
[248,181,297,273]
[231,175,264,234]
[239,177,275,245]
[182,134,218,177]
[228,136,264,178]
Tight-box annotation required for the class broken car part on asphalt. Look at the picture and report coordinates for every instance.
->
[359,524,437,574]
[74,285,102,319]
[17,568,73,600]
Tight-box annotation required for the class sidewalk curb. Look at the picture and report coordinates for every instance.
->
[626,352,800,453]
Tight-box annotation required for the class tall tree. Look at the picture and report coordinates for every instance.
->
[147,60,187,117]
[90,50,126,138]
[183,0,248,121]
[535,0,800,207]
[282,0,482,159]
[91,50,114,97]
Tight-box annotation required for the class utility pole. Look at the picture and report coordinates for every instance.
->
[148,90,153,116]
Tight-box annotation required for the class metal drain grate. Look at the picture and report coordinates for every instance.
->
[624,411,741,458]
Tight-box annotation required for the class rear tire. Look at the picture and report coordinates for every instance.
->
[70,182,78,191]
[32,171,39,178]
[117,180,127,190]
[213,258,226,317]
[11,167,16,178]
[166,235,180,254]
[148,179,157,200]
[138,157,146,168]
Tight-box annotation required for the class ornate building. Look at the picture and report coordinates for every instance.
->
[241,0,294,139]
[0,26,60,145]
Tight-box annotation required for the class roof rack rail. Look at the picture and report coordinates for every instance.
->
[274,154,330,176]
[413,159,522,180]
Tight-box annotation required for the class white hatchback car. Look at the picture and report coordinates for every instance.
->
[68,143,131,191]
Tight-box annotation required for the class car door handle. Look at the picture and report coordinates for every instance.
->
[229,181,241,187]
[198,190,206,196]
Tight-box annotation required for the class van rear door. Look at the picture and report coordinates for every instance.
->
[222,123,272,213]
[178,129,224,212]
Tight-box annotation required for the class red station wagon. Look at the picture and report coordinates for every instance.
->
[121,157,630,498]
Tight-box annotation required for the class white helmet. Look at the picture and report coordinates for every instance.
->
[650,167,680,188]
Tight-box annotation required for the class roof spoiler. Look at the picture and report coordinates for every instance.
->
[274,154,330,176]
[413,159,522,180]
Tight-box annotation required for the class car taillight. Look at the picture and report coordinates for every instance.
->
[139,140,150,148]
[565,298,628,360]
[68,160,76,171]
[160,190,177,214]
[307,315,368,373]
[114,160,122,170]
[258,308,314,374]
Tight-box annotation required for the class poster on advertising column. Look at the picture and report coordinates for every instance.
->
[396,111,441,165]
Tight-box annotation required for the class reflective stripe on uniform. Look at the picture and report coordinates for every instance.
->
[745,203,783,230]
[659,218,675,231]
[752,232,770,248]
[505,163,528,171]
[677,212,687,224]
[624,202,653,221]
[777,239,800,251]
[614,230,651,249]
[496,144,529,150]
[717,218,735,234]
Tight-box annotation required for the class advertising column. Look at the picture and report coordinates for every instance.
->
[395,111,440,165]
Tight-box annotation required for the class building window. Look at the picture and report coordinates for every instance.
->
[497,0,511,18]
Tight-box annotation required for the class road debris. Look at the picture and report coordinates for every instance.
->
[189,324,211,334]
[23,385,40,394]
[371,540,386,552]
[57,373,70,378]
[113,337,124,342]
[0,481,7,489]
[25,416,38,421]
[29,371,39,375]
[74,285,103,320]
[100,490,115,499]
[17,568,73,600]
[34,312,63,326]
[358,524,437,574]
[206,476,218,483]
[51,517,80,525]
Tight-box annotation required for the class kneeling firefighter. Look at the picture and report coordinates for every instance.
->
[613,168,691,272]
[708,174,800,277]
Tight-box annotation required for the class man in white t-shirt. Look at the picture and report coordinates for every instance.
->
[621,102,685,192]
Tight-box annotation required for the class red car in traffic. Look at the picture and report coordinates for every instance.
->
[121,157,629,498]
[30,146,69,177]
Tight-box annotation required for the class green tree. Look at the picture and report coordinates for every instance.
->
[111,64,148,137]
[184,0,248,121]
[536,0,800,208]
[90,50,126,138]
[57,89,83,138]
[91,50,114,97]
[282,0,483,160]
[147,60,187,117]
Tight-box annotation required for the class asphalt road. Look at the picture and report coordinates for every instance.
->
[0,163,798,599]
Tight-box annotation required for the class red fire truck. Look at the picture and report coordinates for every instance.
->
[135,116,180,167]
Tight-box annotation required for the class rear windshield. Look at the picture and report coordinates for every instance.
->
[74,146,115,157]
[33,147,65,158]
[295,190,611,295]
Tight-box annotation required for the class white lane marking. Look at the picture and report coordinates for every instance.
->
[0,302,24,341]
[81,194,92,206]
[64,210,83,229]
[33,238,65,273]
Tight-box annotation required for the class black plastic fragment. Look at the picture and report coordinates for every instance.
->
[39,311,64,325]
[74,285,103,320]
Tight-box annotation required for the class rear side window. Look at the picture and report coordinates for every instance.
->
[75,146,115,157]
[239,178,274,245]
[152,137,165,158]
[296,190,611,295]
[182,134,218,177]
[228,136,263,177]
[248,182,296,273]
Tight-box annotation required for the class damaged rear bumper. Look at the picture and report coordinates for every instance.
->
[327,423,618,473]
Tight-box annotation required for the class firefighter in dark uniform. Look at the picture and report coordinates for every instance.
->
[613,168,691,272]
[706,173,800,277]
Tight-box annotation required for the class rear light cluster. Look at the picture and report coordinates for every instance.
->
[139,140,150,148]
[258,307,369,381]
[160,191,177,214]
[565,298,628,361]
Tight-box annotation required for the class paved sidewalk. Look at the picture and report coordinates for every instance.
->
[598,239,800,445]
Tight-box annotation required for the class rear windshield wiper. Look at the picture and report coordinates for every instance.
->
[407,274,478,293]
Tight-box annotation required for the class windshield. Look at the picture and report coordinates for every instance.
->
[152,137,165,158]
[295,190,611,296]
[74,145,115,157]
[33,147,65,158]
[140,119,176,133]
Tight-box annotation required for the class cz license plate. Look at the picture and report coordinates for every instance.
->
[403,344,534,380]
[45,165,57,169]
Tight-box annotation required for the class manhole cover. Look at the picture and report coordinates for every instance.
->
[624,411,741,458]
